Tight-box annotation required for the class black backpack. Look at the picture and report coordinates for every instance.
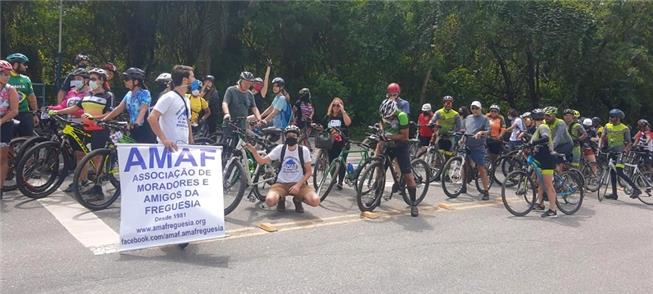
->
[274,144,306,183]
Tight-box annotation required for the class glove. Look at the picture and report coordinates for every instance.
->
[48,110,57,116]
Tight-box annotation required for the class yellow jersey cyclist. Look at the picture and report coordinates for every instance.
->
[428,95,462,152]
[5,53,38,137]
[377,99,420,217]
[600,109,641,200]
[562,109,589,168]
[543,106,574,172]
[529,109,560,218]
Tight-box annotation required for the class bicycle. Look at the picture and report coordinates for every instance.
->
[596,151,653,205]
[417,128,459,183]
[355,129,431,212]
[440,132,493,198]
[501,142,585,216]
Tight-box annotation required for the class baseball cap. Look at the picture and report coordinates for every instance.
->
[471,101,482,109]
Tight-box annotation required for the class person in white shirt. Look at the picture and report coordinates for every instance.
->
[148,65,195,151]
[245,125,319,213]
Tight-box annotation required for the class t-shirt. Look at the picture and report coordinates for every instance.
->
[432,108,462,134]
[547,118,573,147]
[634,131,653,151]
[153,90,190,144]
[323,115,349,138]
[123,89,151,125]
[223,85,255,127]
[487,115,505,139]
[418,112,434,138]
[76,92,112,114]
[254,92,266,111]
[188,94,209,125]
[295,101,314,123]
[531,123,554,151]
[464,114,490,149]
[509,117,526,142]
[271,95,290,129]
[0,84,14,118]
[266,144,312,184]
[568,121,587,145]
[397,97,410,116]
[603,123,631,153]
[8,72,34,113]
[205,88,221,124]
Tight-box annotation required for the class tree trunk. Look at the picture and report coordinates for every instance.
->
[419,67,432,106]
[489,42,515,107]
[525,46,538,108]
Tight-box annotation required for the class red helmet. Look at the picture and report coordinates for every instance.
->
[0,60,13,72]
[387,83,400,94]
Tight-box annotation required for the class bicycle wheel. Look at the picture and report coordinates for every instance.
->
[223,158,247,216]
[317,160,339,202]
[16,141,68,199]
[425,149,445,182]
[15,136,48,164]
[73,148,121,211]
[493,153,521,187]
[251,162,277,202]
[474,166,493,193]
[501,171,537,216]
[350,157,372,193]
[356,160,385,211]
[556,170,584,215]
[597,166,610,202]
[633,171,653,205]
[2,137,27,192]
[193,137,215,146]
[581,161,600,192]
[441,156,464,198]
[312,149,330,190]
[401,159,431,205]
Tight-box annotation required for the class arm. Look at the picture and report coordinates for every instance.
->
[102,101,126,121]
[148,109,177,151]
[342,110,352,127]
[389,127,409,141]
[244,143,272,165]
[261,64,271,98]
[260,105,273,118]
[200,99,211,121]
[54,105,82,115]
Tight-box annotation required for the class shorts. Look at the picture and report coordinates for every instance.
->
[269,182,315,199]
[71,129,109,151]
[554,142,573,164]
[571,145,582,166]
[469,147,486,167]
[418,135,431,147]
[487,138,504,155]
[437,136,453,151]
[388,142,413,174]
[132,122,157,144]
[15,112,34,137]
[508,140,523,150]
[534,148,556,172]
[0,121,15,147]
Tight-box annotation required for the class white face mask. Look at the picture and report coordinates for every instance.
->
[70,80,83,89]
[191,89,200,96]
[89,80,101,90]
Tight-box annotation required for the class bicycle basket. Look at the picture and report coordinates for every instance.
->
[315,132,334,150]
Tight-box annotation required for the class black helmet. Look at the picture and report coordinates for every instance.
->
[74,53,90,64]
[609,108,625,119]
[203,75,215,82]
[272,77,285,87]
[531,108,545,120]
[298,88,311,100]
[591,116,601,126]
[122,67,145,80]
[71,68,90,79]
[239,71,254,81]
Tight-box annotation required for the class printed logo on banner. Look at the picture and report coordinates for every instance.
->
[117,144,225,251]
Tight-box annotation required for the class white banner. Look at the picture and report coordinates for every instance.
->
[117,144,225,251]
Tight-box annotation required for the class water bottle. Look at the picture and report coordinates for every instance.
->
[347,162,354,175]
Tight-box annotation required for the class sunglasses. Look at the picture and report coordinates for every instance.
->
[471,106,480,110]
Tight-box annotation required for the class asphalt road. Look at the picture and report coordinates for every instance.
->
[2,176,652,293]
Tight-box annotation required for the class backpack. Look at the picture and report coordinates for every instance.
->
[274,144,306,183]
[277,96,294,128]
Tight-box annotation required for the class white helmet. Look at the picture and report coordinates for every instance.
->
[421,103,432,112]
[379,99,398,119]
[155,72,172,83]
[582,118,593,127]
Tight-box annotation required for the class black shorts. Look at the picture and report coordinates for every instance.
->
[418,135,430,147]
[534,148,556,171]
[554,142,573,163]
[132,122,157,144]
[15,112,34,137]
[1,121,15,146]
[487,138,504,155]
[71,129,109,152]
[388,142,413,174]
[437,137,453,151]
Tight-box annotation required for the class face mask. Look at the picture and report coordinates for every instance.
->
[70,80,83,89]
[89,80,101,90]
[79,64,88,69]
[192,89,200,96]
[285,137,298,146]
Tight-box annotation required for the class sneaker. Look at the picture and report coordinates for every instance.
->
[630,189,641,199]
[410,205,419,217]
[460,185,467,195]
[533,203,546,211]
[336,182,343,191]
[605,193,618,200]
[540,209,558,218]
[293,197,304,213]
[89,185,105,201]
[481,191,489,201]
[63,183,76,193]
[276,197,286,212]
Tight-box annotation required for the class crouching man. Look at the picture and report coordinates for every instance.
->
[244,125,320,213]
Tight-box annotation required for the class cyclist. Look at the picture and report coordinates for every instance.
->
[261,77,291,129]
[529,109,559,218]
[581,118,599,172]
[506,110,528,149]
[486,104,506,162]
[417,103,433,155]
[563,109,588,168]
[634,119,652,168]
[251,59,271,110]
[57,53,90,104]
[385,83,410,116]
[101,67,157,143]
[593,116,604,138]
[187,79,211,135]
[102,62,118,108]
[6,53,38,138]
[201,75,221,133]
[244,125,318,213]
[48,68,88,122]
[458,106,470,121]
[0,60,20,190]
[222,71,263,153]
[154,72,172,104]
[462,101,491,200]
[294,88,314,149]
[377,99,419,216]
[320,97,352,190]
[543,106,573,172]
[148,65,195,151]
[429,95,462,153]
[600,109,640,200]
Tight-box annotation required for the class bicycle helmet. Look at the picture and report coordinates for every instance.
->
[489,104,500,111]
[88,68,108,79]
[573,110,581,118]
[421,103,432,112]
[379,99,398,119]
[531,109,545,120]
[122,67,145,80]
[74,53,90,64]
[253,77,263,84]
[71,68,90,78]
[638,119,650,127]
[0,60,13,72]
[442,95,454,102]
[271,77,285,87]
[298,88,311,99]
[155,72,171,83]
[583,118,593,127]
[103,62,117,72]
[387,83,400,94]
[543,106,558,116]
[520,112,531,118]
[239,71,254,81]
[6,53,29,64]
[592,116,601,126]
[284,125,301,136]
[203,75,215,82]
[608,108,625,119]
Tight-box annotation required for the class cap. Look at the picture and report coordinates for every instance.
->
[471,101,482,108]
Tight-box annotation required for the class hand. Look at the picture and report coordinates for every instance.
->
[474,133,482,140]
[162,139,178,152]
[289,183,302,195]
[33,115,40,126]
[266,58,272,66]
[244,143,256,152]
[48,110,57,116]
[223,113,231,121]
[82,113,95,120]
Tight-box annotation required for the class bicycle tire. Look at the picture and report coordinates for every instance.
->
[350,157,372,194]
[492,153,520,187]
[356,160,384,211]
[223,158,247,216]
[317,160,339,202]
[581,161,600,192]
[2,137,27,192]
[401,158,431,205]
[312,149,329,190]
[193,137,216,146]
[441,156,465,198]
[425,149,445,183]
[633,171,653,205]
[501,170,537,216]
[597,166,610,202]
[72,148,121,211]
[251,163,276,202]
[474,166,493,193]
[556,169,584,215]
[16,141,68,199]
[15,136,48,165]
